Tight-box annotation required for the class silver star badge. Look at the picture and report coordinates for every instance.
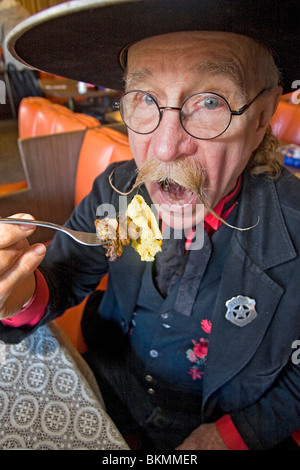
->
[225,295,257,327]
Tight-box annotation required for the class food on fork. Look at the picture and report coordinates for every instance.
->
[126,195,163,261]
[95,195,162,261]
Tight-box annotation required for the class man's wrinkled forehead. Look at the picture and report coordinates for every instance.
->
[125,31,259,92]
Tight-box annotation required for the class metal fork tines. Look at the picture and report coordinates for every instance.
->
[0,218,106,246]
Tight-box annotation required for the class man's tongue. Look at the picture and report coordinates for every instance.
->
[162,180,193,204]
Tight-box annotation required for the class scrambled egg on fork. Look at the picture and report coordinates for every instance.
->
[126,195,162,261]
[95,195,162,262]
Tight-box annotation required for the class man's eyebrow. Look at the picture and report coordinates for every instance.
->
[193,60,247,98]
[123,69,153,91]
[124,61,247,98]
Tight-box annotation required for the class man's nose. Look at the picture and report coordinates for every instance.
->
[150,109,197,162]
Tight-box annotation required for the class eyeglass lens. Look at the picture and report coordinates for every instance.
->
[119,90,233,139]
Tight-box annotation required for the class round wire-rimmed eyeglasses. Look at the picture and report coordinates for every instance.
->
[115,88,267,140]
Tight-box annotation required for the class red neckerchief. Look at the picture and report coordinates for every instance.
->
[185,175,242,248]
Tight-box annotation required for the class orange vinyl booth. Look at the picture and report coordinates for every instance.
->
[18,96,100,138]
[0,97,101,199]
[271,95,300,146]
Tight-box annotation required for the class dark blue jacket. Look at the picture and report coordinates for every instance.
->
[1,160,300,449]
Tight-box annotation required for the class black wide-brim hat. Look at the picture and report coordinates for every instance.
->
[6,0,300,93]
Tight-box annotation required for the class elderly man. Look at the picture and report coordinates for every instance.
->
[1,0,300,450]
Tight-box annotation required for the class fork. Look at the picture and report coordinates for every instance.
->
[0,218,108,246]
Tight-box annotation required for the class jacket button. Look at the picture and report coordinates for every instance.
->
[161,312,169,319]
[147,388,155,395]
[145,374,153,382]
[149,349,159,358]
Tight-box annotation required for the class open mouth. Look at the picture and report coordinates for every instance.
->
[159,179,197,206]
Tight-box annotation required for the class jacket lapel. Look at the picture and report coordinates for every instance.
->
[202,171,297,407]
[109,242,146,321]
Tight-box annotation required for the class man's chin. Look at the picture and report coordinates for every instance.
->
[153,201,205,231]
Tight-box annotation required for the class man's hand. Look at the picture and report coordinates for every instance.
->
[0,214,46,320]
[176,423,228,450]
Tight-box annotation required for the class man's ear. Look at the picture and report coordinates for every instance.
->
[257,86,283,132]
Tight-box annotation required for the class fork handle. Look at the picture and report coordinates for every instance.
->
[0,218,60,231]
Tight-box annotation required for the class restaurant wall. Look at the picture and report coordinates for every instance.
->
[18,0,66,15]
